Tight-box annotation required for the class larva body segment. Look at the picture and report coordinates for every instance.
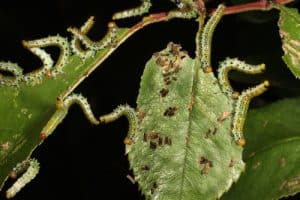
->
[112,0,152,19]
[40,93,99,139]
[112,0,199,20]
[22,48,54,85]
[68,21,118,52]
[6,159,40,199]
[22,35,71,76]
[70,16,96,59]
[0,62,23,87]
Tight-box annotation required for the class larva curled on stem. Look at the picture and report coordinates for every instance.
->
[112,0,152,20]
[22,47,54,85]
[217,57,266,96]
[0,61,23,87]
[40,93,99,139]
[167,0,199,19]
[67,21,118,52]
[232,80,270,146]
[70,16,96,59]
[99,105,138,144]
[200,4,225,68]
[6,159,40,199]
[22,35,71,77]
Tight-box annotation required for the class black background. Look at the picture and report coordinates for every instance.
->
[0,0,300,199]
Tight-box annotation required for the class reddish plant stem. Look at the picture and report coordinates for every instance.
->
[208,0,294,16]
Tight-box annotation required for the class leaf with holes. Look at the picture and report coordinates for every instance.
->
[277,5,300,78]
[0,13,179,198]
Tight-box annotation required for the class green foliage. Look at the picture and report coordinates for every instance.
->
[129,43,244,199]
[277,5,300,78]
[222,97,300,200]
[0,1,300,199]
[0,27,129,190]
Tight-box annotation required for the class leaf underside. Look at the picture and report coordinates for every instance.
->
[126,43,244,200]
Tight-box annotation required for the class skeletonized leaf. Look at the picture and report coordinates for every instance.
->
[221,97,300,200]
[277,5,300,78]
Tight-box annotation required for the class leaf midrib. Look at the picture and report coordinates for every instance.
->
[178,60,198,200]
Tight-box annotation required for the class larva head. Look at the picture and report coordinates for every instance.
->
[9,171,17,179]
[203,66,213,73]
[39,133,47,140]
[232,91,240,99]
[236,138,246,147]
[124,137,133,145]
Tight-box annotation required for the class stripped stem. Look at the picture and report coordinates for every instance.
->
[208,0,294,16]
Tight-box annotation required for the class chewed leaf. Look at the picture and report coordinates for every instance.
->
[277,5,300,78]
[0,12,192,195]
[221,97,300,200]
[0,19,128,192]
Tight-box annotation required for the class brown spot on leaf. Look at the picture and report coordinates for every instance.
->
[149,131,159,140]
[164,76,171,82]
[159,88,169,97]
[199,156,213,175]
[150,141,157,150]
[163,71,173,77]
[199,157,212,165]
[204,129,211,139]
[158,137,163,145]
[164,136,172,145]
[151,182,158,194]
[165,80,172,85]
[169,60,180,70]
[218,111,231,122]
[229,159,235,167]
[137,110,146,122]
[164,107,177,117]
[204,127,217,138]
[141,165,150,171]
[143,133,148,142]
[169,43,182,56]
[212,128,217,135]
[156,57,169,67]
